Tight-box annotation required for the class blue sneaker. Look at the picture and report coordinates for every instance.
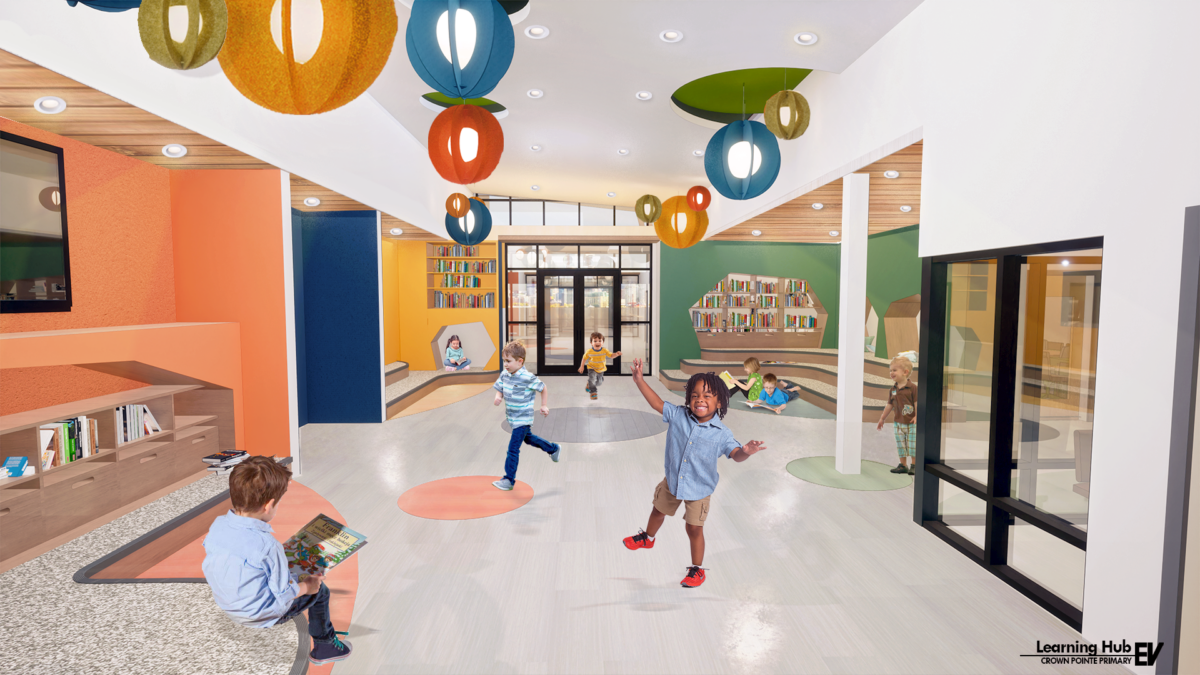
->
[492,478,514,491]
[550,443,561,463]
[310,632,352,665]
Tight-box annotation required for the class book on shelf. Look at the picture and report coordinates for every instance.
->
[433,291,495,308]
[115,404,163,445]
[432,244,481,258]
[38,416,101,469]
[433,259,496,274]
[202,450,247,465]
[283,514,369,577]
[3,456,29,478]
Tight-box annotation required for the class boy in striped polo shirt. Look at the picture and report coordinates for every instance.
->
[492,341,560,491]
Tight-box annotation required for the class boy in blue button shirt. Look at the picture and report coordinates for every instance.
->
[622,359,766,588]
[202,456,351,666]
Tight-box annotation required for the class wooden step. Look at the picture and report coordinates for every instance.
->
[384,361,409,386]
[696,347,917,382]
[658,370,885,422]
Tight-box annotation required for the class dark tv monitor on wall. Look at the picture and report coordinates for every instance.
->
[0,131,72,313]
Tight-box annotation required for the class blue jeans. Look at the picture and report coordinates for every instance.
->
[274,581,335,643]
[444,357,472,369]
[504,424,555,482]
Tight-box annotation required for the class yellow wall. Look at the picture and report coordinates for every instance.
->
[381,239,402,364]
[395,240,500,371]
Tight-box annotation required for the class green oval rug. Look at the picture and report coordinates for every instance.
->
[785,457,913,491]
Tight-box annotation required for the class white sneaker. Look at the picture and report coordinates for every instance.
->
[492,478,514,491]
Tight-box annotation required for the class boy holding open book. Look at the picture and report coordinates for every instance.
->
[202,457,353,666]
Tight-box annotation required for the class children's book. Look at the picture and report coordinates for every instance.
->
[283,514,368,577]
[742,400,781,412]
[718,371,738,390]
[2,456,28,478]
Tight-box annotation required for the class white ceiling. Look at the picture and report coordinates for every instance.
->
[0,0,921,236]
[373,1,922,208]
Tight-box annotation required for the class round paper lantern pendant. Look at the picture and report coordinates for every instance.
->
[686,186,711,212]
[446,193,471,218]
[704,120,781,201]
[763,90,810,140]
[654,196,708,249]
[634,195,662,224]
[406,0,515,100]
[139,0,228,71]
[428,104,504,185]
[67,0,141,11]
[445,198,492,246]
[219,0,397,115]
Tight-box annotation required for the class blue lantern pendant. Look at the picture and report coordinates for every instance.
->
[703,120,782,201]
[406,0,515,100]
[66,0,141,10]
[445,198,493,246]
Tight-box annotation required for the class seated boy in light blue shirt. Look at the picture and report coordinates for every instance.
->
[202,456,351,667]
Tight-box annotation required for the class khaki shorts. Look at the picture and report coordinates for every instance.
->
[652,478,711,526]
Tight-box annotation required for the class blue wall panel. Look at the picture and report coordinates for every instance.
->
[296,210,382,423]
[291,209,308,427]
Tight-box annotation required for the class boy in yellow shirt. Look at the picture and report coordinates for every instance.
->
[578,331,622,400]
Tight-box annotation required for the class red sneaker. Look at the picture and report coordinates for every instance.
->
[681,566,707,588]
[622,529,655,550]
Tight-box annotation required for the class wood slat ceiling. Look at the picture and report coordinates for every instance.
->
[0,49,422,235]
[711,141,922,243]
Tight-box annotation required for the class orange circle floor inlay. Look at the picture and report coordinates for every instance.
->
[397,476,534,520]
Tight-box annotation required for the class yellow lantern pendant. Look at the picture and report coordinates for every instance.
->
[139,0,228,70]
[654,196,708,248]
[763,90,811,140]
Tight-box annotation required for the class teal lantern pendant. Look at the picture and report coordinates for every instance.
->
[406,0,515,100]
[445,198,493,246]
[703,120,782,201]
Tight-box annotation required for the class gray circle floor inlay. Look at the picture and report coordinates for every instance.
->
[500,407,666,442]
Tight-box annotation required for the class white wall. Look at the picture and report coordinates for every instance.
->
[720,1,1200,664]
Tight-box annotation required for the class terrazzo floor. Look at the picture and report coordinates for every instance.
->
[0,474,298,675]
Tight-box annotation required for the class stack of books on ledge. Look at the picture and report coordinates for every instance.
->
[203,450,248,475]
[116,404,162,444]
[39,416,100,469]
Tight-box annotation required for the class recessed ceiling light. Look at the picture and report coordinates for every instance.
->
[1061,259,1071,266]
[829,230,839,237]
[617,148,629,156]
[531,185,540,191]
[751,230,762,237]
[900,205,912,212]
[607,192,616,198]
[524,25,549,39]
[530,144,542,151]
[34,96,66,114]
[659,30,683,43]
[527,89,544,99]
[303,197,321,207]
[161,144,188,158]
[635,91,653,101]
[812,203,824,210]
[884,170,900,179]
[794,32,819,46]
[692,149,704,157]
[389,227,403,236]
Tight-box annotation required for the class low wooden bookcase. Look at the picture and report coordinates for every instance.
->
[0,385,224,568]
[689,273,829,349]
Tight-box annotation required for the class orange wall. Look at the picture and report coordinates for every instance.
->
[170,170,292,456]
[381,238,401,364]
[0,119,174,413]
[395,241,500,371]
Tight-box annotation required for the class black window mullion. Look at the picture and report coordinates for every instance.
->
[984,254,1022,567]
[916,256,948,524]
[993,496,1087,549]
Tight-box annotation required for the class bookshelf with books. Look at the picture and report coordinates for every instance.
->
[426,242,498,310]
[689,273,828,348]
[0,385,227,570]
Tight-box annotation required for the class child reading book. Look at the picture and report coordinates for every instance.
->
[729,357,765,401]
[743,373,802,414]
[444,334,471,371]
[202,457,353,666]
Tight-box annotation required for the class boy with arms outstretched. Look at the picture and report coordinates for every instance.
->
[492,341,560,491]
[622,359,766,588]
[577,331,621,400]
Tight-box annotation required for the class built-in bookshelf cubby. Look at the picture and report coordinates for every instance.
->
[426,242,498,309]
[689,273,828,348]
[0,385,227,570]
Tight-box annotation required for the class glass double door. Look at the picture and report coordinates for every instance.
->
[537,272,620,374]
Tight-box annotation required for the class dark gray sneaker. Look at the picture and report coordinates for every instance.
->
[907,466,915,475]
[890,463,907,473]
[550,443,561,463]
[310,633,352,665]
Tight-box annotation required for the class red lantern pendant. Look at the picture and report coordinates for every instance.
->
[687,186,711,212]
[428,104,504,185]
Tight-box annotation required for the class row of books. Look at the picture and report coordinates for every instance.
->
[758,295,778,309]
[784,294,812,308]
[437,274,483,288]
[39,416,100,470]
[712,280,751,293]
[692,311,720,329]
[785,280,809,294]
[785,314,818,328]
[698,296,720,308]
[117,404,162,445]
[433,291,495,308]
[432,260,496,274]
[432,244,481,257]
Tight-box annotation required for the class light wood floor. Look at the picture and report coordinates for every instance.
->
[296,376,1113,675]
[390,383,494,419]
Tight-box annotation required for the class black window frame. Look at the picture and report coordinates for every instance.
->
[915,235,1103,631]
[1,131,73,314]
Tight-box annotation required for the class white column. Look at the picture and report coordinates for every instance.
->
[278,171,301,474]
[836,173,870,474]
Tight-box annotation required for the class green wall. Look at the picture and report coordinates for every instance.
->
[659,225,921,371]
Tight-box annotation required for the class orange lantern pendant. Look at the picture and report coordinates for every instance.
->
[446,193,471,218]
[219,0,397,115]
[654,196,709,249]
[428,105,504,185]
[686,186,711,212]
